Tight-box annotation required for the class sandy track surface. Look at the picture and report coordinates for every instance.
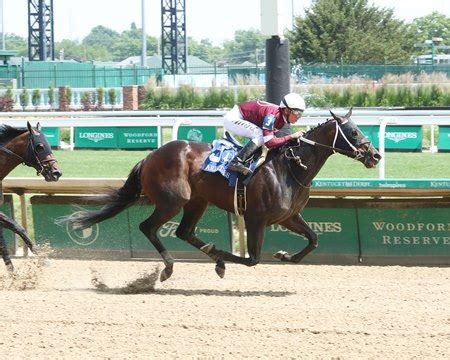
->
[0,258,448,359]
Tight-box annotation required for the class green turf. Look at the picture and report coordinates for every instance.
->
[6,149,450,179]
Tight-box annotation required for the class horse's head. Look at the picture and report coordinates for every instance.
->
[24,122,62,181]
[329,108,381,168]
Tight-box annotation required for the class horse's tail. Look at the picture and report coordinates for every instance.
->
[57,161,143,230]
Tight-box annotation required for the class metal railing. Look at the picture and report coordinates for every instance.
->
[0,108,449,179]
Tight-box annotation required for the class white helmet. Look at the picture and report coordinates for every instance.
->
[280,93,306,111]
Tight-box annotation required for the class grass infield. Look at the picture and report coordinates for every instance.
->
[7,149,450,179]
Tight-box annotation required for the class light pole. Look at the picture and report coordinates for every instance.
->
[0,0,4,50]
[141,0,147,67]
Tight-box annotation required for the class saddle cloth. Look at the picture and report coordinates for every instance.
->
[201,136,260,187]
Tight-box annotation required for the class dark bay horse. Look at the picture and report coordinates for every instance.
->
[0,122,62,272]
[65,109,380,281]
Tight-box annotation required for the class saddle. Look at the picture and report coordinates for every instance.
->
[201,131,268,216]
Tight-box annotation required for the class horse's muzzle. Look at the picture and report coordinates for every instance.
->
[42,161,62,182]
[364,150,382,168]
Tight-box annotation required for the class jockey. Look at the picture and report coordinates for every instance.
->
[223,93,306,175]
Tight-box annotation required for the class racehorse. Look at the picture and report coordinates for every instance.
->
[0,122,62,272]
[64,109,380,281]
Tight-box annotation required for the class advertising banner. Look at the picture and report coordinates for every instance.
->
[129,203,231,255]
[42,127,60,147]
[31,196,231,259]
[117,126,159,149]
[359,125,422,151]
[438,126,450,151]
[262,208,359,259]
[358,207,450,257]
[74,127,118,148]
[177,126,217,144]
[31,196,131,254]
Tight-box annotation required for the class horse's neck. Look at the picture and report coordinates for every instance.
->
[280,121,336,187]
[0,138,26,180]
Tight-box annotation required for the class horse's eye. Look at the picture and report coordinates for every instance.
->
[36,143,45,152]
[350,130,358,138]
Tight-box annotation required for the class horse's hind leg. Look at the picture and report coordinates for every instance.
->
[175,198,226,278]
[139,203,184,282]
[0,227,14,273]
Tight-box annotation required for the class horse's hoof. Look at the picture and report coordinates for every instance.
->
[215,265,225,278]
[160,267,173,282]
[273,250,288,260]
[6,263,15,273]
[201,243,215,254]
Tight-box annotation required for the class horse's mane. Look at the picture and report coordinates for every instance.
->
[0,125,27,146]
[303,118,334,138]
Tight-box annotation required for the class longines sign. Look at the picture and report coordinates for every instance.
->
[263,208,360,256]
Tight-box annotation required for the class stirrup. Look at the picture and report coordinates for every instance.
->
[228,161,252,175]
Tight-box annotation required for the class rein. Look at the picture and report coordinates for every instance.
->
[0,145,26,162]
[283,119,370,188]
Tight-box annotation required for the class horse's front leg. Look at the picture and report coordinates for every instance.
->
[273,214,318,263]
[0,212,35,260]
[202,217,265,267]
[0,227,14,273]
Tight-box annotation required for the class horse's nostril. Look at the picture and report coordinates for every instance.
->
[374,153,382,161]
[53,170,62,178]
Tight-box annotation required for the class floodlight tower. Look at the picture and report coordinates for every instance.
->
[28,0,55,61]
[161,0,187,74]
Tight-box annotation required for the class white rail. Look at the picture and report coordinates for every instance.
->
[0,108,449,179]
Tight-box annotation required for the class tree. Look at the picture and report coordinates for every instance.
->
[111,24,159,61]
[223,29,266,64]
[288,0,415,64]
[410,12,450,49]
[82,25,119,48]
[187,38,224,63]
[4,34,27,56]
[55,39,84,61]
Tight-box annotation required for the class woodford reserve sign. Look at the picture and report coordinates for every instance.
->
[358,208,450,257]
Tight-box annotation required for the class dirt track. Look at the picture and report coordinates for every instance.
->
[0,257,448,359]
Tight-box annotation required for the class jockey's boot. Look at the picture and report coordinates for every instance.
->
[227,141,260,175]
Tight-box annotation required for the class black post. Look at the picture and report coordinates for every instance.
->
[265,35,291,136]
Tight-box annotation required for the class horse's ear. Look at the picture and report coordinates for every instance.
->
[27,121,33,133]
[345,107,353,118]
[36,122,41,131]
[329,110,338,120]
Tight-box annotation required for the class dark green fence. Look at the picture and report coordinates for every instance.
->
[28,181,450,265]
[1,61,450,89]
[261,197,450,265]
[31,196,232,260]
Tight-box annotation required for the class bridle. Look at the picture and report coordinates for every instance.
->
[283,118,373,187]
[0,130,55,176]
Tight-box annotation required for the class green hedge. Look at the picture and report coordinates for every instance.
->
[140,85,264,109]
[306,84,450,108]
[140,84,450,109]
